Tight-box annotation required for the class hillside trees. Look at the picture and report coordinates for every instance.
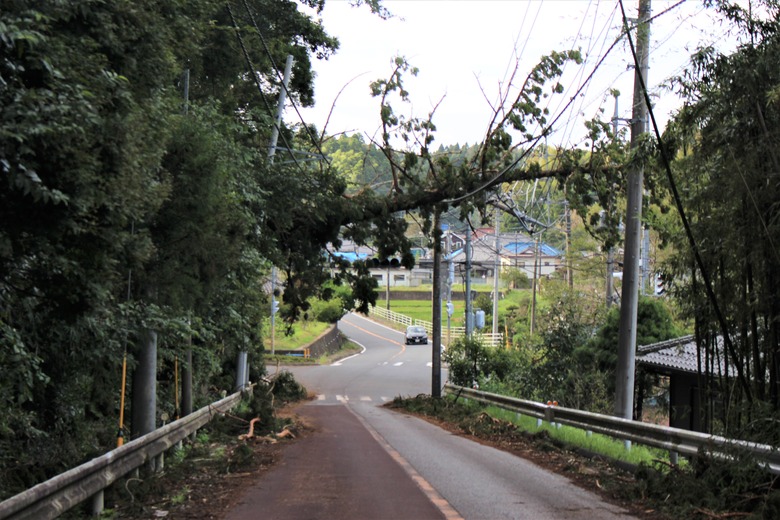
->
[0,0,344,495]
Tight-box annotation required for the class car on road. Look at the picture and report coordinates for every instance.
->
[405,325,428,345]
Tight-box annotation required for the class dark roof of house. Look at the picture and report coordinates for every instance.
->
[637,335,728,375]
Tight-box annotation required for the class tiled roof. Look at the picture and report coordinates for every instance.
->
[637,335,728,375]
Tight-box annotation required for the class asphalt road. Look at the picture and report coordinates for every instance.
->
[224,313,636,519]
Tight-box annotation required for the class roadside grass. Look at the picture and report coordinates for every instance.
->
[264,340,363,365]
[383,284,494,293]
[393,394,668,469]
[376,299,463,325]
[485,405,673,468]
[262,320,329,351]
[390,394,780,519]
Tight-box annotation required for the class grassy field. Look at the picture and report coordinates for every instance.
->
[378,287,533,327]
[262,320,329,351]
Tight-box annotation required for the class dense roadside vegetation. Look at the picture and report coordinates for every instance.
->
[391,395,780,520]
[4,0,780,508]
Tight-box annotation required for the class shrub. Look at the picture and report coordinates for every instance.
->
[309,298,345,323]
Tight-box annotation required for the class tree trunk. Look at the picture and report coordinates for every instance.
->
[131,328,158,438]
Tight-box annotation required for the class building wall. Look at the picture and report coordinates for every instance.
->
[370,268,413,287]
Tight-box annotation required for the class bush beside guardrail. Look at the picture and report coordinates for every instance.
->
[0,390,247,520]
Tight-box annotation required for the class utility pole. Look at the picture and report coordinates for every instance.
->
[615,0,651,421]
[268,55,294,159]
[564,194,573,289]
[606,94,622,308]
[465,229,473,336]
[181,69,193,418]
[492,207,500,335]
[271,267,277,356]
[530,234,540,335]
[446,229,454,346]
[262,55,293,370]
[386,264,391,310]
[431,209,443,397]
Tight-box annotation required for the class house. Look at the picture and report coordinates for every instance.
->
[637,335,733,433]
[328,242,416,288]
[503,241,562,279]
[329,228,564,290]
[440,229,563,285]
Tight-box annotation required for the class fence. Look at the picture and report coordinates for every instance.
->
[444,383,780,474]
[369,306,503,347]
[0,390,248,520]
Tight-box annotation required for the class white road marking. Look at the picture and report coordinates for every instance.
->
[317,394,325,401]
[360,396,372,401]
[336,395,349,402]
[393,362,404,367]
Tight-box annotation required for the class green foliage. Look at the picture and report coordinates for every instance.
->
[502,268,531,289]
[653,0,780,425]
[444,336,523,389]
[580,296,679,376]
[473,293,493,320]
[0,0,344,497]
[633,449,780,519]
[309,298,345,323]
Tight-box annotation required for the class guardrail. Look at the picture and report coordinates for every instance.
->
[444,383,780,474]
[369,305,412,326]
[369,306,503,347]
[0,390,247,520]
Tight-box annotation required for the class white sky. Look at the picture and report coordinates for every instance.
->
[296,0,736,148]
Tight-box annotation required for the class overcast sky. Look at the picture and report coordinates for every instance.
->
[296,0,736,147]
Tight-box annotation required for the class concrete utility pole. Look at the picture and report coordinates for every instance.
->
[492,207,500,335]
[446,230,454,346]
[564,195,573,288]
[261,55,293,373]
[268,55,294,159]
[615,0,651,421]
[270,267,277,356]
[431,210,443,397]
[464,229,473,336]
[606,94,620,308]
[530,235,540,335]
[131,328,158,438]
[182,70,193,418]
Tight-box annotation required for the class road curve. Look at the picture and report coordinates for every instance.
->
[224,313,637,519]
